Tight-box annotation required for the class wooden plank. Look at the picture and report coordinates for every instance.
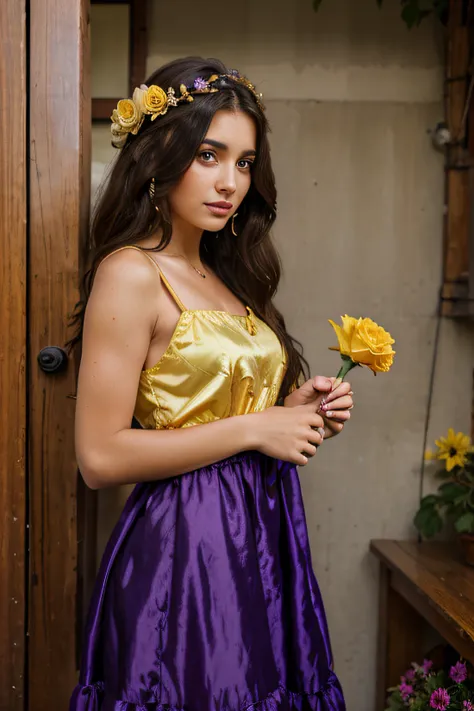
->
[370,541,474,645]
[392,569,474,665]
[472,368,474,441]
[375,566,424,711]
[375,565,390,711]
[28,0,91,705]
[0,1,27,709]
[442,0,471,316]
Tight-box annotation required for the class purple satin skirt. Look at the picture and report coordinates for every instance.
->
[70,450,346,711]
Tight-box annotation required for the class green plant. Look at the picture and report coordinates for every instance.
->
[312,0,449,29]
[386,658,473,710]
[415,428,474,539]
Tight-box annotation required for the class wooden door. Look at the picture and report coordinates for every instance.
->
[28,0,92,705]
[1,0,93,707]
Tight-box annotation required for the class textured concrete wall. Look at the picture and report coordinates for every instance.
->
[91,1,474,708]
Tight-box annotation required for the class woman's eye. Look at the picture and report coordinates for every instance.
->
[198,151,254,170]
[199,150,216,162]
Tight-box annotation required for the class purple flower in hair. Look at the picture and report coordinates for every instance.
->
[404,669,416,681]
[193,77,208,91]
[463,702,474,710]
[430,688,450,710]
[450,661,467,684]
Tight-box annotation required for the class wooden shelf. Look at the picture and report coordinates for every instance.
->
[370,539,474,710]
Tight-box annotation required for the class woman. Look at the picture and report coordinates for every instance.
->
[68,56,353,711]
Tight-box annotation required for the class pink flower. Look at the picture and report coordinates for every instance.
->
[422,659,434,675]
[399,682,413,701]
[430,688,450,710]
[404,669,416,681]
[463,702,474,710]
[450,661,467,684]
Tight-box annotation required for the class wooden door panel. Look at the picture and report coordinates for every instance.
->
[28,0,91,705]
[0,1,27,709]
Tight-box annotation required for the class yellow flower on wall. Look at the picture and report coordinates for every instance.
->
[433,428,473,472]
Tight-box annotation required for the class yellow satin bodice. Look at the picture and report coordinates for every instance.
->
[101,246,287,430]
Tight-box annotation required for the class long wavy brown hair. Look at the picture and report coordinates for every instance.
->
[65,56,309,398]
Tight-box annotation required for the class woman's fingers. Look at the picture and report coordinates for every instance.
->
[325,409,351,421]
[321,394,353,414]
[324,381,351,403]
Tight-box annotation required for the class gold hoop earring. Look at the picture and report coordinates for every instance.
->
[231,212,239,237]
[149,177,160,213]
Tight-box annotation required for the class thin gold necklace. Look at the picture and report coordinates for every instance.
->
[161,253,207,279]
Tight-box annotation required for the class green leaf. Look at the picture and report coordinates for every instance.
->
[438,482,468,504]
[426,674,442,693]
[416,9,432,26]
[385,690,405,711]
[454,511,474,533]
[420,494,441,507]
[401,1,422,29]
[414,504,443,538]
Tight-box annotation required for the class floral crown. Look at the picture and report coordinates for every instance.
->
[110,69,264,148]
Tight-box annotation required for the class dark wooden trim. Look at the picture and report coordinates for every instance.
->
[0,0,27,708]
[442,0,473,318]
[130,0,148,93]
[92,0,148,120]
[93,97,120,120]
[28,0,91,704]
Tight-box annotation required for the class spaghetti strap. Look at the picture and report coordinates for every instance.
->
[100,245,187,312]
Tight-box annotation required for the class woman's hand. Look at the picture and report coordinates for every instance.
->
[251,403,326,466]
[283,375,353,440]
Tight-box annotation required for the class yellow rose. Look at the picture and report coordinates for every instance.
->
[132,85,148,114]
[143,85,168,120]
[328,315,395,374]
[110,122,128,148]
[112,99,142,133]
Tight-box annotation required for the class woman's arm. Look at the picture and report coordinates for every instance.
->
[75,249,257,489]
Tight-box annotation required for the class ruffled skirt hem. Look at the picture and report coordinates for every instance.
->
[70,673,344,711]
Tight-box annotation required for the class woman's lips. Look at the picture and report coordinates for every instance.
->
[205,204,232,216]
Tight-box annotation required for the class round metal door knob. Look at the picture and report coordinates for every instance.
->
[37,346,68,373]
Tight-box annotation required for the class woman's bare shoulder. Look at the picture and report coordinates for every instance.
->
[94,246,161,285]
[84,246,164,342]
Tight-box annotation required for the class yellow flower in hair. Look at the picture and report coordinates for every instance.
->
[110,122,128,148]
[132,85,148,114]
[112,98,143,134]
[143,85,169,120]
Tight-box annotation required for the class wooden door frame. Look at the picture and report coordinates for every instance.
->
[0,1,27,709]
